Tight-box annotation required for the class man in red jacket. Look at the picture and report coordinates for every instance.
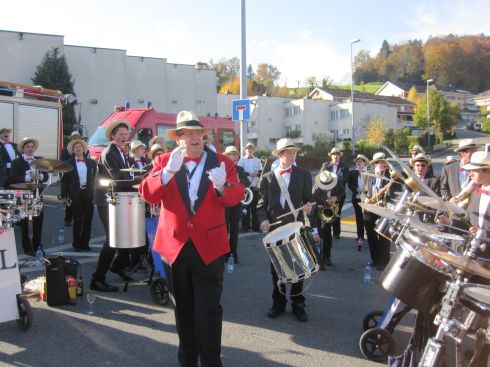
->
[139,111,244,367]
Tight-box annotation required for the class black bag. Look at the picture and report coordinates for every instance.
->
[45,256,79,307]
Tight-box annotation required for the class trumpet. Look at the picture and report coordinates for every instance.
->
[241,187,254,206]
[318,202,339,224]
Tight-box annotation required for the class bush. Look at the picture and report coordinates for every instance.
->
[482,118,490,133]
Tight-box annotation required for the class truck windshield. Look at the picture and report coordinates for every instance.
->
[88,128,109,147]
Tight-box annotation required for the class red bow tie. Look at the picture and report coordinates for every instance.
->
[279,167,292,175]
[3,141,11,145]
[477,188,489,196]
[184,156,200,164]
[459,167,467,172]
[76,159,86,163]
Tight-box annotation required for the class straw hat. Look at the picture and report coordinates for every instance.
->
[353,154,369,164]
[70,130,81,139]
[463,144,490,170]
[18,137,39,152]
[409,144,425,154]
[409,153,432,167]
[148,144,165,160]
[445,155,459,164]
[67,139,88,154]
[166,111,211,140]
[315,171,338,191]
[454,138,478,152]
[130,140,146,152]
[328,147,342,157]
[148,135,165,147]
[369,152,387,165]
[272,138,300,156]
[223,146,239,155]
[105,120,130,140]
[243,142,256,151]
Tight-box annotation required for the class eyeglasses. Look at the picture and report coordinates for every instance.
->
[415,164,427,168]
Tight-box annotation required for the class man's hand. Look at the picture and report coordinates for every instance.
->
[165,145,186,173]
[260,220,270,232]
[208,161,226,190]
[328,196,338,204]
[469,226,479,236]
[436,215,451,225]
[312,233,321,243]
[363,198,370,204]
[303,202,313,215]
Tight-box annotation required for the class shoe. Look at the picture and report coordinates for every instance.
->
[292,305,308,322]
[90,280,118,292]
[324,259,333,266]
[357,239,363,252]
[110,268,133,281]
[267,306,285,319]
[319,264,326,271]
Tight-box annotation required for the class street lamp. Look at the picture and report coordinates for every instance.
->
[426,78,434,152]
[350,38,360,155]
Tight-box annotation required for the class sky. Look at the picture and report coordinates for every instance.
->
[2,0,489,87]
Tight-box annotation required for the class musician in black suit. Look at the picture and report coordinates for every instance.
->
[258,138,319,322]
[409,153,440,195]
[0,155,6,188]
[361,152,392,270]
[348,154,369,251]
[320,147,349,238]
[9,137,48,255]
[91,120,137,292]
[223,145,250,264]
[60,139,96,252]
[0,127,18,172]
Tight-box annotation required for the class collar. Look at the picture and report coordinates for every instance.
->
[184,156,201,164]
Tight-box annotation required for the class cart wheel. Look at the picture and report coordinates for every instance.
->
[16,295,32,331]
[150,278,170,306]
[362,310,384,331]
[359,327,395,363]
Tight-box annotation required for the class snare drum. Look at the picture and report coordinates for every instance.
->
[108,192,146,249]
[262,222,319,285]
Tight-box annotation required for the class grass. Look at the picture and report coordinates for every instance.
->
[286,82,384,97]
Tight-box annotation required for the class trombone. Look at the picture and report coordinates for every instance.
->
[253,156,268,188]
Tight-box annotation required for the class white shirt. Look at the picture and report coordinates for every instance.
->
[76,159,87,186]
[238,156,262,187]
[22,154,43,182]
[133,158,144,170]
[478,185,490,234]
[331,163,339,174]
[459,164,469,187]
[274,165,292,209]
[356,169,365,199]
[2,141,15,168]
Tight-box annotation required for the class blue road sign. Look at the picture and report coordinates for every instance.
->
[232,99,251,121]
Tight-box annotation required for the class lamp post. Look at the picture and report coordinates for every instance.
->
[350,38,360,155]
[426,78,434,152]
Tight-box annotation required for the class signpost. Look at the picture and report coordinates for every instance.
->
[232,99,251,122]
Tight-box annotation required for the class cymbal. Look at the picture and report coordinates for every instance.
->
[359,203,397,220]
[420,247,490,279]
[361,172,391,182]
[120,167,146,173]
[30,159,73,173]
[416,196,465,215]
[10,182,46,190]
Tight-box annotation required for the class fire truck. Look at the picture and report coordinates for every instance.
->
[0,81,63,159]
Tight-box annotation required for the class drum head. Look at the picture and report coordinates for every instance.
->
[263,222,303,247]
[464,284,490,306]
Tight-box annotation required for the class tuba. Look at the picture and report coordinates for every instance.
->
[318,202,339,224]
[241,187,254,206]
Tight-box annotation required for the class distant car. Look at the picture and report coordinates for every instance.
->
[465,122,475,130]
[474,122,482,131]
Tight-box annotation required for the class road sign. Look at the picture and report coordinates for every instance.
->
[232,99,251,121]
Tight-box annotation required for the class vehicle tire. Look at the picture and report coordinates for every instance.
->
[150,278,170,306]
[362,310,384,331]
[16,295,32,331]
[359,327,395,363]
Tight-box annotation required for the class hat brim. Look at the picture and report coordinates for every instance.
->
[462,162,490,170]
[167,126,212,140]
[369,158,387,165]
[67,139,88,154]
[409,158,432,167]
[315,172,338,191]
[454,144,478,152]
[272,146,301,157]
[148,147,165,160]
[130,145,145,152]
[105,120,131,141]
[353,156,369,164]
[243,145,256,151]
[224,149,239,155]
[328,151,342,157]
[0,128,12,133]
[18,138,39,152]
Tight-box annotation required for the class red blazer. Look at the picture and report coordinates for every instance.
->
[139,148,244,265]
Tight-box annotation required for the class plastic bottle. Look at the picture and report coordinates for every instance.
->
[76,276,84,297]
[35,247,44,268]
[227,254,234,273]
[58,227,65,244]
[363,262,372,284]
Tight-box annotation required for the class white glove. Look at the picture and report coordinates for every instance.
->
[208,161,226,190]
[165,145,186,173]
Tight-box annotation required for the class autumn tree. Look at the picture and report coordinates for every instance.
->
[366,117,387,147]
[254,63,281,91]
[353,50,378,84]
[305,76,318,87]
[210,57,240,91]
[407,86,419,103]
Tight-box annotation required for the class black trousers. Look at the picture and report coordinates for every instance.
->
[225,204,241,260]
[20,209,44,252]
[92,205,130,282]
[64,203,72,223]
[332,199,344,237]
[320,223,333,260]
[71,189,94,249]
[270,263,305,308]
[242,187,259,231]
[163,241,225,367]
[351,198,365,240]
[364,216,391,267]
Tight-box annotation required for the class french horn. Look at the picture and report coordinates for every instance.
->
[241,187,254,206]
[318,202,339,224]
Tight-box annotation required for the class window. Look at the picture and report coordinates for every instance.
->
[156,125,177,150]
[295,124,301,131]
[341,128,349,135]
[340,110,348,119]
[218,129,235,152]
[133,128,152,146]
[330,111,338,121]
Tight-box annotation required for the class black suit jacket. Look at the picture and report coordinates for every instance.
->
[236,165,251,187]
[320,161,349,187]
[257,165,317,229]
[8,156,48,186]
[0,155,6,188]
[0,141,18,166]
[60,157,97,202]
[348,169,363,198]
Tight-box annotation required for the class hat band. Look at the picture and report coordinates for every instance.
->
[320,177,333,185]
[176,120,204,129]
[278,144,297,151]
[469,162,490,167]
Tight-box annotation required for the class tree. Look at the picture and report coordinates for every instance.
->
[254,63,281,91]
[385,128,410,155]
[247,64,254,80]
[305,76,318,87]
[407,86,419,104]
[32,47,76,134]
[481,117,490,133]
[353,50,378,84]
[209,57,240,91]
[322,76,334,88]
[366,117,387,147]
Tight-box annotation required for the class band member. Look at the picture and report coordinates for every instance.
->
[139,111,243,367]
[410,144,434,176]
[361,152,392,270]
[238,142,262,232]
[91,120,137,292]
[148,143,165,164]
[60,139,96,252]
[148,135,166,149]
[445,155,459,166]
[0,127,18,172]
[348,154,369,251]
[409,153,440,195]
[258,138,319,322]
[0,155,6,188]
[129,140,151,170]
[320,147,349,239]
[9,137,48,255]
[60,130,83,226]
[441,139,479,201]
[223,145,250,264]
[313,170,343,267]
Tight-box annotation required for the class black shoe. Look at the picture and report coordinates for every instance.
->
[324,259,333,266]
[90,280,118,292]
[376,265,386,271]
[80,245,92,252]
[110,268,133,281]
[72,245,83,252]
[267,306,285,319]
[292,305,308,322]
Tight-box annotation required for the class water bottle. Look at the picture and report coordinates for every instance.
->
[58,227,65,244]
[227,254,234,273]
[363,262,372,284]
[35,247,44,268]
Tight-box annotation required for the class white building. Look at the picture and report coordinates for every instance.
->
[0,30,218,135]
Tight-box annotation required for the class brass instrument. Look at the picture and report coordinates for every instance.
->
[318,202,339,224]
[369,179,393,205]
[241,187,254,206]
[452,180,477,209]
[253,156,268,188]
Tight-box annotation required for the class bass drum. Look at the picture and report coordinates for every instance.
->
[109,192,146,249]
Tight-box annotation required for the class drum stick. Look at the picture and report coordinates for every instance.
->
[276,202,317,220]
